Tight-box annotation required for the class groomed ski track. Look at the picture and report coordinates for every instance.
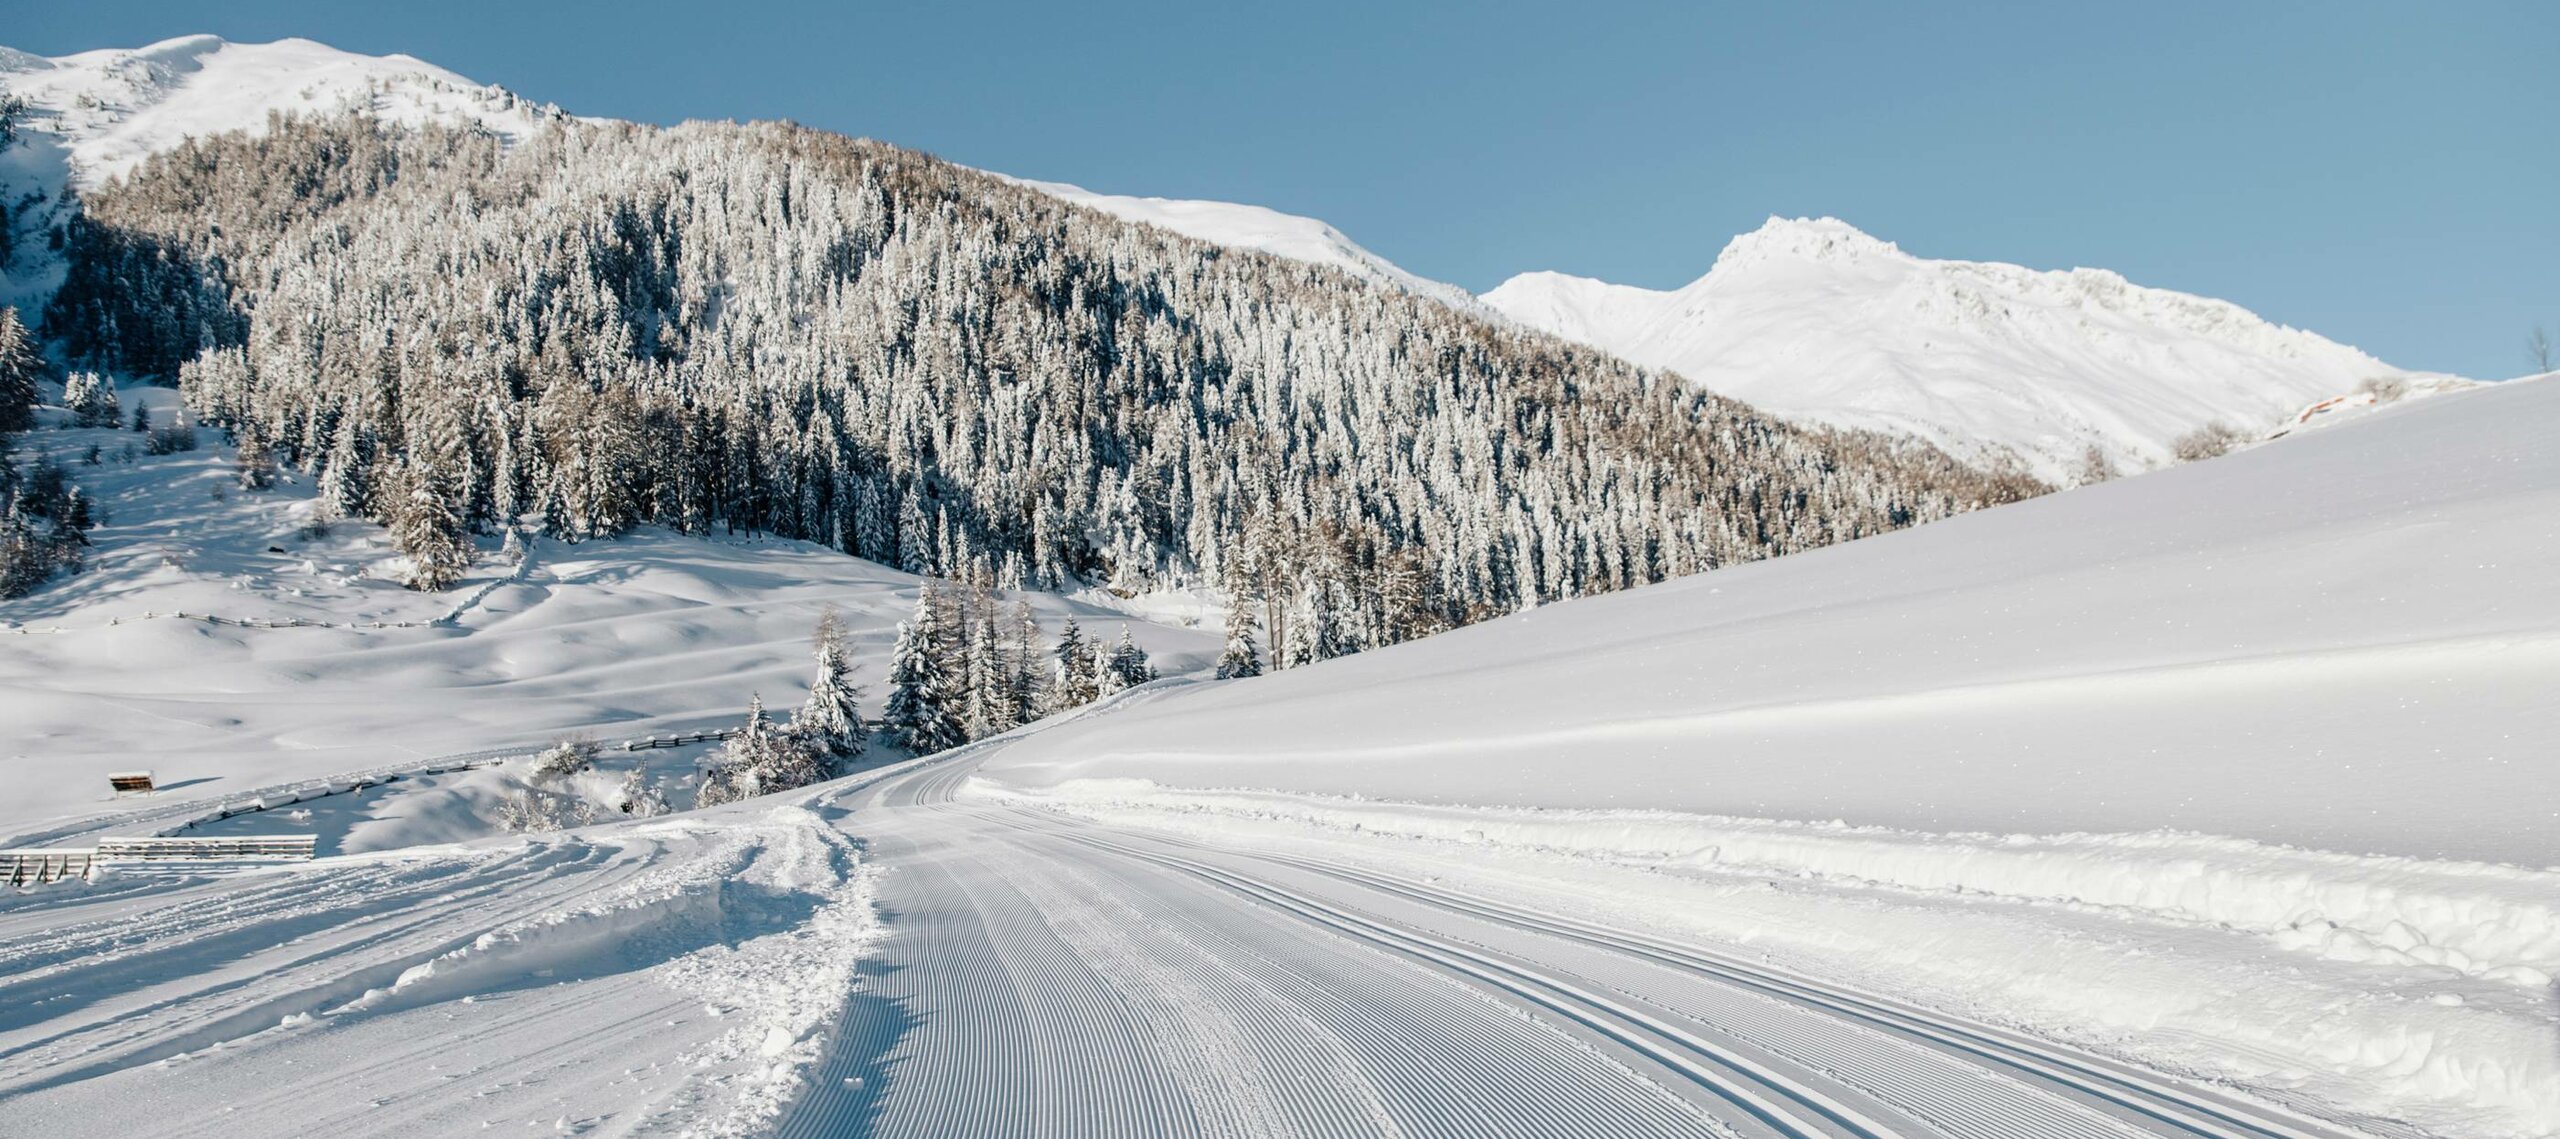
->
[780,743,2374,1139]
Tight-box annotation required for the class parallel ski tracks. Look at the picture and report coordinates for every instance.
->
[792,752,2372,1139]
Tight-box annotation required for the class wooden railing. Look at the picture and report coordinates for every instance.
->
[95,835,318,861]
[2,849,94,887]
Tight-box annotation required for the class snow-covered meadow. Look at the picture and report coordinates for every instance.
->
[0,382,1216,848]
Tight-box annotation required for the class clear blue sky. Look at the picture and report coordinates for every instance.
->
[12,1,2554,378]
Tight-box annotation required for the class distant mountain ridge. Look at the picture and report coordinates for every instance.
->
[1483,217,2449,481]
[0,35,2458,484]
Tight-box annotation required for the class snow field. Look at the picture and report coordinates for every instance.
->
[0,380,1217,848]
[970,377,2560,1138]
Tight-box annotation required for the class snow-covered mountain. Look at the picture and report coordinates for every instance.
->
[1483,218,2438,481]
[0,34,561,184]
[0,36,568,313]
[2,37,2443,486]
[996,175,1485,311]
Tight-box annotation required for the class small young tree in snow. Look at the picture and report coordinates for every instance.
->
[130,403,150,433]
[63,371,120,428]
[2531,325,2553,374]
[791,605,868,761]
[616,767,670,817]
[1215,608,1263,679]
[528,736,598,783]
[697,693,827,805]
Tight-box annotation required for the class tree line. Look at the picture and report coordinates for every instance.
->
[35,111,2042,662]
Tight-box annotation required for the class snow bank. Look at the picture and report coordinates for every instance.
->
[992,780,2560,988]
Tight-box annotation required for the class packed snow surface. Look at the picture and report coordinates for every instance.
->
[979,376,2560,1137]
[1482,217,2453,481]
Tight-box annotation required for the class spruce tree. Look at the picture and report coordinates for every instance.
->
[0,307,39,434]
[880,590,964,754]
[1216,609,1263,679]
[1046,616,1097,713]
[390,456,471,591]
[793,605,867,760]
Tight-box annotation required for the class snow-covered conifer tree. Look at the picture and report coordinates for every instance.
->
[1215,608,1263,679]
[881,590,965,754]
[0,307,38,434]
[793,605,867,760]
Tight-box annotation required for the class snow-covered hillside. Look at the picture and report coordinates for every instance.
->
[0,383,1216,848]
[1483,218,2450,481]
[976,376,2559,1137]
[0,36,566,313]
[2,37,2447,488]
[996,175,1485,310]
[0,35,560,184]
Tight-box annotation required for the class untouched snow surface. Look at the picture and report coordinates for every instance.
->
[997,175,1485,311]
[977,376,2560,1138]
[0,383,1216,847]
[0,35,559,184]
[1482,218,2456,482]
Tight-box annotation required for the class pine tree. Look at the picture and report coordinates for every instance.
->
[1007,601,1044,725]
[0,307,38,433]
[1091,635,1128,700]
[793,605,867,760]
[390,456,471,591]
[1216,608,1263,679]
[1045,615,1097,713]
[63,371,120,428]
[1109,625,1153,689]
[880,590,964,754]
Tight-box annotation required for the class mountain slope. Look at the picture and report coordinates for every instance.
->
[977,376,2559,1137]
[1484,217,2440,481]
[996,175,1483,311]
[0,35,561,184]
[0,36,566,313]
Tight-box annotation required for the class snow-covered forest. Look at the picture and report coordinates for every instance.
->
[32,113,2040,661]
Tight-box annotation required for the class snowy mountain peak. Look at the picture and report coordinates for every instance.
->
[0,35,565,186]
[1711,215,1905,273]
[995,175,1485,312]
[1483,217,2442,482]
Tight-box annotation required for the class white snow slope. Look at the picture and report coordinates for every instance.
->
[1483,218,2455,482]
[977,376,2560,1138]
[0,382,1216,849]
[996,175,1487,311]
